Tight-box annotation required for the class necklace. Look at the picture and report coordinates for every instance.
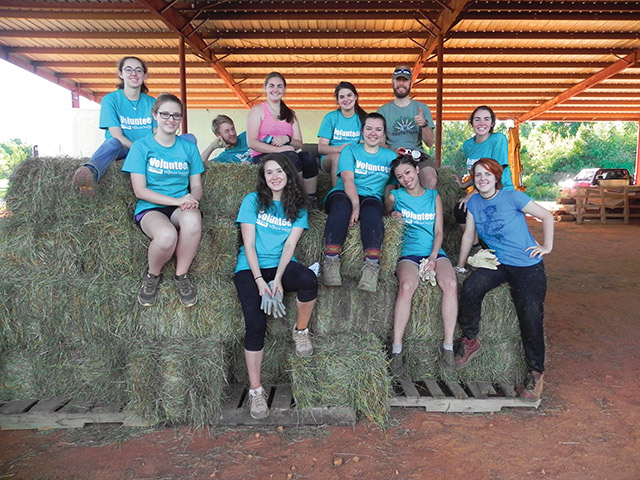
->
[481,190,498,200]
[267,102,280,120]
[124,92,141,111]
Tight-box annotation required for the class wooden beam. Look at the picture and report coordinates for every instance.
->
[517,50,640,123]
[0,30,176,40]
[0,49,97,103]
[412,0,470,82]
[134,0,250,107]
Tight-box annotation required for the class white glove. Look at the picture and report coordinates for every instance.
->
[260,290,275,315]
[468,249,501,270]
[418,258,437,286]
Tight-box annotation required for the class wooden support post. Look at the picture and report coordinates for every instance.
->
[435,33,443,167]
[179,37,188,134]
[71,86,80,108]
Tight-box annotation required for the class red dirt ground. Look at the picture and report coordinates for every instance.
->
[1,219,639,480]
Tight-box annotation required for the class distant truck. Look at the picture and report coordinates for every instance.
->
[558,168,633,197]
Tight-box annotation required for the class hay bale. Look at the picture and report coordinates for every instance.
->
[131,274,244,343]
[290,333,391,426]
[0,349,37,400]
[190,216,239,279]
[401,282,528,383]
[201,162,258,218]
[128,337,227,427]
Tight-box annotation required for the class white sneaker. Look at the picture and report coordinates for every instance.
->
[248,386,269,419]
[292,328,313,357]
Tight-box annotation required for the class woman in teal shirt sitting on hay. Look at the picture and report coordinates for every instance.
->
[385,154,458,376]
[122,93,204,309]
[233,153,318,420]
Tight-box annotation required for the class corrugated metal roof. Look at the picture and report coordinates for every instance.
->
[1,0,639,121]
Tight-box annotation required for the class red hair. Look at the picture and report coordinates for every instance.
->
[471,157,503,190]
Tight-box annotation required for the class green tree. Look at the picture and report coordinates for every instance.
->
[0,139,32,179]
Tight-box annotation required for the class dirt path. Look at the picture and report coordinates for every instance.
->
[1,220,639,480]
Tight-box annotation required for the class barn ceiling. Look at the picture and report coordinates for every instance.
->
[1,0,640,122]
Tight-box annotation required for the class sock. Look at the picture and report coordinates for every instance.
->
[363,248,381,262]
[364,257,380,265]
[249,386,264,396]
[443,343,454,351]
[392,344,403,354]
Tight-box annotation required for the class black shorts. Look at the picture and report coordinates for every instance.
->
[134,206,178,226]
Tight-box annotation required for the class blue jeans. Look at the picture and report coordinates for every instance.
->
[458,261,547,373]
[323,190,384,254]
[84,134,198,182]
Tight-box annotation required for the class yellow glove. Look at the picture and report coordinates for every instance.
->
[418,258,437,286]
[468,249,500,270]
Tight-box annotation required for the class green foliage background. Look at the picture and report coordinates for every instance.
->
[438,121,638,200]
[0,139,32,179]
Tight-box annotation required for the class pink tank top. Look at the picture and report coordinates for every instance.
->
[251,102,295,158]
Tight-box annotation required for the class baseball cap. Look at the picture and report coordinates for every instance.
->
[393,66,412,80]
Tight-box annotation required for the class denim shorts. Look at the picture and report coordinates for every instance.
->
[398,253,448,266]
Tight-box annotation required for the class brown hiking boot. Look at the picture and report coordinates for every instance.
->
[357,261,380,292]
[521,371,544,402]
[454,337,482,370]
[322,256,342,286]
[72,166,97,197]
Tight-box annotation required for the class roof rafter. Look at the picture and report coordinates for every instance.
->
[517,49,640,123]
[133,0,249,107]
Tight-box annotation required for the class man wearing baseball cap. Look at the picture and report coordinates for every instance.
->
[378,65,438,189]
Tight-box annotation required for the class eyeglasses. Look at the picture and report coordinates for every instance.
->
[158,111,183,120]
[123,66,145,75]
[397,148,422,160]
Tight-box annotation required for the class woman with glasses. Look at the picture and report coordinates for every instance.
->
[73,56,156,196]
[247,72,319,204]
[317,81,367,187]
[384,154,458,376]
[122,93,204,308]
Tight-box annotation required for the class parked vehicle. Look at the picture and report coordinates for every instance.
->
[559,168,632,196]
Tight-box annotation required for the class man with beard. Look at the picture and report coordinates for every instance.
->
[201,114,251,163]
[378,65,438,189]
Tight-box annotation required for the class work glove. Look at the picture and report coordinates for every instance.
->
[468,249,501,270]
[260,290,275,316]
[268,281,287,318]
[418,258,437,286]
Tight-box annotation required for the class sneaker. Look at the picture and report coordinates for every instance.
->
[357,261,380,292]
[390,351,404,377]
[521,371,544,402]
[292,328,313,357]
[72,166,97,197]
[138,272,161,307]
[454,337,482,370]
[175,273,197,307]
[440,345,455,372]
[248,387,270,419]
[322,256,342,286]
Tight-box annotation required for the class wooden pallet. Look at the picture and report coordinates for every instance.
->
[214,384,356,426]
[0,385,356,430]
[0,397,150,430]
[389,378,541,412]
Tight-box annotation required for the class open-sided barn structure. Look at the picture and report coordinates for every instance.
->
[2,0,640,177]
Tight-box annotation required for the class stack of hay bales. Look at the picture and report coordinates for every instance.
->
[0,157,528,427]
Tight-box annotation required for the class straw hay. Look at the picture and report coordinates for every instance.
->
[0,157,528,426]
[290,333,391,426]
[128,337,227,426]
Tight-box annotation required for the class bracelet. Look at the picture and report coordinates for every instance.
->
[254,275,263,281]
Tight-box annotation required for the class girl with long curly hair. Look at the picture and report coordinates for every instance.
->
[233,153,318,420]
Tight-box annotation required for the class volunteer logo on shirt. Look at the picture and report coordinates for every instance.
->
[334,128,360,141]
[148,156,189,175]
[354,159,391,176]
[400,208,436,224]
[120,115,152,130]
[256,211,292,231]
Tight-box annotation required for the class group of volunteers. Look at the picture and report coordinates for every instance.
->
[73,57,554,420]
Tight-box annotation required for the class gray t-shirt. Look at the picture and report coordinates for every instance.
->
[377,100,435,152]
